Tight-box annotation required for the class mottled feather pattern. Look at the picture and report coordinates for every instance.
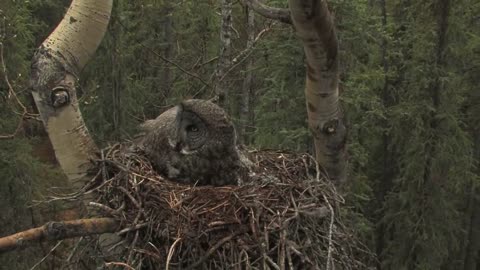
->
[139,99,247,186]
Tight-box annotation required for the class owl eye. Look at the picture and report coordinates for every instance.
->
[186,124,199,132]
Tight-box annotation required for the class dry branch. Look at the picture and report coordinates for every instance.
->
[0,218,119,253]
[244,0,292,24]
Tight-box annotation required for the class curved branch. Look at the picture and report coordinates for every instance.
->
[289,0,346,183]
[0,218,119,253]
[245,0,292,24]
[30,0,113,187]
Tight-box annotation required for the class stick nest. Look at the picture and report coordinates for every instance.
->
[91,143,370,269]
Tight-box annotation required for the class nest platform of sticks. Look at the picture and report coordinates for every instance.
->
[91,143,369,269]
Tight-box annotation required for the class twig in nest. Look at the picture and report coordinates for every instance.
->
[117,223,148,236]
[66,237,83,262]
[30,240,63,270]
[166,237,182,270]
[127,231,140,266]
[118,186,142,209]
[88,202,117,216]
[105,262,136,270]
[185,233,240,270]
[323,193,335,270]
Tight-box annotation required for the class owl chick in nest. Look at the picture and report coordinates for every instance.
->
[138,99,248,186]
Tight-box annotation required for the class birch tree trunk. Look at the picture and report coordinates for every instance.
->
[288,0,347,183]
[30,0,112,189]
[214,0,233,107]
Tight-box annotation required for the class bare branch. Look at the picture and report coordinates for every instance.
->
[0,39,38,139]
[0,218,119,253]
[220,23,274,82]
[244,0,292,24]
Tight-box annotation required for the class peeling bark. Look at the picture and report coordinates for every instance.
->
[30,0,113,188]
[288,0,346,183]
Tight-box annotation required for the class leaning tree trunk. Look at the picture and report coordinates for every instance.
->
[30,0,112,189]
[288,0,347,183]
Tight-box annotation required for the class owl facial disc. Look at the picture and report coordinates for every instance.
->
[169,104,207,155]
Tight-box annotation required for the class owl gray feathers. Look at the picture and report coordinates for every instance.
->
[138,99,248,186]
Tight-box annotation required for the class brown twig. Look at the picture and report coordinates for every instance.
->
[105,262,136,270]
[30,240,64,270]
[186,233,240,270]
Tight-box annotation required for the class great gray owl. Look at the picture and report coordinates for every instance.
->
[138,99,248,186]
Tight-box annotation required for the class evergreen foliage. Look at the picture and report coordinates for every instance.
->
[0,0,479,268]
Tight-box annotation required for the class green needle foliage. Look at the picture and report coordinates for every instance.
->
[0,0,479,269]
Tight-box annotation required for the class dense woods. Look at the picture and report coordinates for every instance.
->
[0,0,479,269]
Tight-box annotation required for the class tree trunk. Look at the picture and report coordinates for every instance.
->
[214,0,233,108]
[162,3,175,99]
[111,1,124,137]
[464,129,480,270]
[239,5,255,144]
[288,0,347,183]
[375,0,394,267]
[421,0,450,204]
[29,0,112,189]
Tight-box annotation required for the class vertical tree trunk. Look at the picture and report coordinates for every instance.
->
[162,3,175,98]
[375,0,394,267]
[421,0,450,196]
[111,2,124,137]
[30,0,112,189]
[288,0,347,183]
[239,5,255,144]
[214,0,233,108]
[463,129,480,270]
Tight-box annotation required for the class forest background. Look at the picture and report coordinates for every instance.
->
[0,0,479,269]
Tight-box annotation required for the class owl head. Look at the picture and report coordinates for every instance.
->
[139,99,244,185]
[165,99,236,155]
